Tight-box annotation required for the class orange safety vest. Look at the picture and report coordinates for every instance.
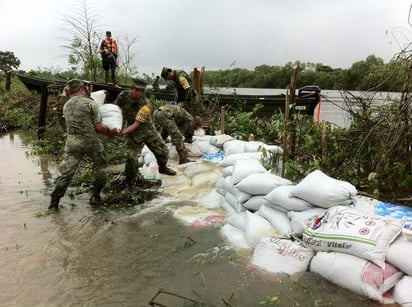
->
[103,38,118,55]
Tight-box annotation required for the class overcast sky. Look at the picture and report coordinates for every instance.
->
[1,0,411,77]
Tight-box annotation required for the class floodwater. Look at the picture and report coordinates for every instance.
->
[0,132,384,306]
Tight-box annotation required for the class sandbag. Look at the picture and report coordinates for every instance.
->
[231,159,267,185]
[264,185,314,211]
[252,237,314,275]
[227,211,247,231]
[310,251,403,303]
[223,139,248,155]
[244,141,283,155]
[219,152,262,167]
[302,206,405,267]
[256,205,292,237]
[224,191,245,213]
[99,103,123,130]
[209,134,234,148]
[393,275,412,305]
[386,234,412,276]
[221,223,251,249]
[244,211,279,247]
[243,195,272,212]
[235,172,292,195]
[287,208,325,234]
[289,170,357,208]
[90,90,107,106]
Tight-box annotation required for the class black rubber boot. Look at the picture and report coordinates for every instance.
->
[178,150,192,164]
[89,185,103,206]
[158,162,177,176]
[48,196,61,211]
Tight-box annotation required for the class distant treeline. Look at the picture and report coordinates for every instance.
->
[202,54,405,92]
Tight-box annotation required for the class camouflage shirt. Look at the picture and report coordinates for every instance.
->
[63,93,103,151]
[157,104,194,125]
[173,70,196,103]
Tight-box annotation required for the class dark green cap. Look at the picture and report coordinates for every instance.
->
[131,77,147,89]
[161,67,171,79]
[67,79,84,90]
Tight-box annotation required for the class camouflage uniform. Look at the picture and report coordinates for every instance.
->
[51,93,108,198]
[161,67,198,113]
[115,90,170,183]
[153,104,194,152]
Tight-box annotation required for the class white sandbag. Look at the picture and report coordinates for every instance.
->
[310,252,404,303]
[197,190,224,209]
[302,206,405,267]
[223,176,236,195]
[223,139,248,155]
[252,237,314,275]
[143,150,157,165]
[221,223,251,249]
[386,234,412,276]
[192,139,221,154]
[220,152,262,167]
[244,141,283,155]
[232,186,252,204]
[393,276,412,305]
[227,211,247,231]
[99,103,123,130]
[224,191,245,213]
[287,208,326,234]
[185,143,204,157]
[257,205,292,237]
[90,90,107,106]
[264,202,289,213]
[141,161,160,180]
[231,159,267,185]
[215,177,226,196]
[243,195,271,212]
[220,198,237,214]
[222,166,233,177]
[264,185,314,211]
[209,134,234,148]
[235,172,292,195]
[244,211,279,247]
[289,170,358,208]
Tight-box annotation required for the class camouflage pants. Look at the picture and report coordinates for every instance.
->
[51,146,108,198]
[154,110,191,152]
[124,130,169,182]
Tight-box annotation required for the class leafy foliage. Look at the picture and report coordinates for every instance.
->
[0,51,20,72]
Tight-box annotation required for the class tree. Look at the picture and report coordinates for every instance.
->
[58,0,101,81]
[117,33,139,79]
[0,51,20,72]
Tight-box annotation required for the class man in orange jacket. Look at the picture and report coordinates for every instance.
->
[100,31,118,85]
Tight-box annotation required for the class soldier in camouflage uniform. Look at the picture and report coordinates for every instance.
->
[153,104,202,164]
[160,67,198,114]
[49,79,120,211]
[116,77,176,189]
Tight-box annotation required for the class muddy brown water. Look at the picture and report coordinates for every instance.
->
[0,132,383,306]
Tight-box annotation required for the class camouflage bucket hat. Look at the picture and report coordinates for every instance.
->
[67,79,85,90]
[161,67,171,79]
[131,77,147,89]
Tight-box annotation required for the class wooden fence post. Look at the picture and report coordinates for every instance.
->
[38,85,48,139]
[6,71,11,91]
